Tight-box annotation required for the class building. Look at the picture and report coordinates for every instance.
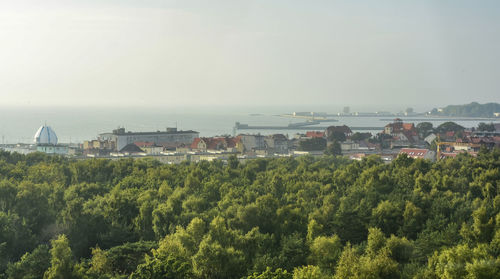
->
[239,134,266,153]
[134,142,164,155]
[325,125,353,139]
[382,119,419,147]
[264,134,289,154]
[99,127,199,151]
[36,145,69,155]
[399,148,436,161]
[33,124,69,155]
[306,131,325,138]
[34,124,58,145]
[190,137,242,153]
[83,139,116,156]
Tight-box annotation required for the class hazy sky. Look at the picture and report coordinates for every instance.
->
[1,0,499,108]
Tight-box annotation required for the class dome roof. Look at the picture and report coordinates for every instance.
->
[34,125,58,145]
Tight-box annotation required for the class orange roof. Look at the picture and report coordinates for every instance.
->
[400,148,428,158]
[306,131,324,138]
[134,141,155,147]
[191,138,202,149]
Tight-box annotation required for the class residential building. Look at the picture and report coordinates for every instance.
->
[399,148,436,161]
[98,127,199,151]
[264,134,289,154]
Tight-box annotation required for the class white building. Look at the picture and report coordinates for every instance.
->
[34,125,58,145]
[98,127,199,151]
[33,124,68,155]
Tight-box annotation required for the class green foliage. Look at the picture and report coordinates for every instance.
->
[350,132,372,142]
[298,138,326,151]
[293,265,329,279]
[44,234,80,279]
[307,235,342,272]
[477,122,495,132]
[436,122,465,133]
[328,131,346,142]
[0,149,498,278]
[246,267,292,279]
[325,141,341,156]
[432,102,500,117]
[416,122,434,138]
[6,245,50,279]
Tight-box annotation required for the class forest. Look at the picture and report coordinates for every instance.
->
[430,102,500,118]
[0,149,499,278]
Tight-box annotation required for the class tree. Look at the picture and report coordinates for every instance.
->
[308,235,342,272]
[436,122,465,133]
[299,138,326,151]
[477,122,495,132]
[416,122,434,138]
[246,267,292,279]
[6,245,50,279]
[350,132,372,142]
[293,265,329,279]
[192,237,246,279]
[325,141,341,156]
[328,131,346,143]
[44,235,80,279]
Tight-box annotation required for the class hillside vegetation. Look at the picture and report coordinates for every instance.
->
[0,150,499,278]
[432,102,500,117]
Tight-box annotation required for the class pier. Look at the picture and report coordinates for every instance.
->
[234,122,383,131]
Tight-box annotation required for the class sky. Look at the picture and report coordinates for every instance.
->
[1,0,499,109]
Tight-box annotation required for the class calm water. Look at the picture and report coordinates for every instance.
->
[0,106,498,144]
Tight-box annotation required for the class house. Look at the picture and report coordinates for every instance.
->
[340,140,360,152]
[99,127,199,151]
[325,125,352,139]
[264,134,289,154]
[399,148,436,161]
[239,134,266,153]
[382,119,419,147]
[306,131,325,138]
[134,142,163,155]
[117,143,146,156]
[190,137,243,153]
[384,119,417,139]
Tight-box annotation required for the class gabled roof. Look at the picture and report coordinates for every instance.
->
[134,141,155,147]
[120,143,144,153]
[191,138,203,149]
[399,148,429,158]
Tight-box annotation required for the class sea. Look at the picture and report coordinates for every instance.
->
[0,105,498,144]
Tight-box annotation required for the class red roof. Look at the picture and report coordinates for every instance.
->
[306,131,324,138]
[399,148,429,159]
[191,138,202,149]
[134,141,155,147]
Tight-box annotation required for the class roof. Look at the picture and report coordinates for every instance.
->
[191,137,240,150]
[326,125,352,135]
[134,141,156,147]
[34,125,58,145]
[119,143,144,153]
[306,131,324,138]
[191,138,202,149]
[399,148,429,158]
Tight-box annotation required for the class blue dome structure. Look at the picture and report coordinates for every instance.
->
[34,125,58,145]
